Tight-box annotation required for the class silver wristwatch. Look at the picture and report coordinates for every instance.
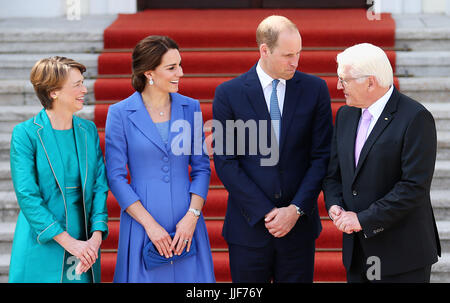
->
[292,205,305,216]
[188,208,201,217]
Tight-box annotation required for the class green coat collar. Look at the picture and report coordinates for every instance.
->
[33,109,89,200]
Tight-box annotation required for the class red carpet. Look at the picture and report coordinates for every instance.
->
[96,8,396,283]
[104,9,395,49]
[98,50,396,76]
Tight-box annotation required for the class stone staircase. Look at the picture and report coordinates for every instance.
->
[0,13,450,282]
[395,14,450,282]
[0,15,114,282]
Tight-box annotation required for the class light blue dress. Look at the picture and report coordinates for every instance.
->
[105,92,215,283]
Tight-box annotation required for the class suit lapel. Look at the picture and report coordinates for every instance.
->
[244,65,271,121]
[34,109,66,196]
[343,107,361,174]
[352,87,399,182]
[73,116,87,198]
[243,66,276,151]
[127,92,168,155]
[279,73,302,153]
[167,93,189,153]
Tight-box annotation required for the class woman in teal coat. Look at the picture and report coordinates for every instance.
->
[9,56,109,283]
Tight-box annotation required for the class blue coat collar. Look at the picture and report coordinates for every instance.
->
[126,91,188,155]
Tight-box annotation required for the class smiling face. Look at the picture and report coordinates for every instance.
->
[259,29,301,80]
[145,48,183,94]
[50,68,87,114]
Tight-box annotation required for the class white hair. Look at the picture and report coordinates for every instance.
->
[336,43,393,88]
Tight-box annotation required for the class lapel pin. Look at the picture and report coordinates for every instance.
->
[384,117,389,120]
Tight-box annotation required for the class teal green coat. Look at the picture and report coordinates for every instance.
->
[9,109,109,283]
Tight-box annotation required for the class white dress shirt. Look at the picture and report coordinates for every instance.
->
[361,85,394,140]
[256,61,286,116]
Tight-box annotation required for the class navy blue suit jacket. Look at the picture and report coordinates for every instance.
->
[213,65,333,248]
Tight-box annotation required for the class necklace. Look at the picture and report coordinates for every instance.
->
[143,93,171,117]
[146,103,169,117]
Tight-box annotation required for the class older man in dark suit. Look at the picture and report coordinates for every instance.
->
[213,15,333,282]
[323,43,441,283]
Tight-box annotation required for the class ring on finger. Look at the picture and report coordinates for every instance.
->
[184,239,189,244]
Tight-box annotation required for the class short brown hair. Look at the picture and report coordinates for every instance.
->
[30,56,86,109]
[131,35,179,92]
[256,15,298,51]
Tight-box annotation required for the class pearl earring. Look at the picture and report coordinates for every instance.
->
[149,78,154,85]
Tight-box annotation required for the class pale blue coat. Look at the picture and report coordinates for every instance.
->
[105,92,215,282]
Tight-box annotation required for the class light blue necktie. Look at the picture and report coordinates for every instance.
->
[270,79,281,143]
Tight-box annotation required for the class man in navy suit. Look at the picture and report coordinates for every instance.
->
[212,15,333,282]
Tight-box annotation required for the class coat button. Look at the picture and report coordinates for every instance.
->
[163,176,170,183]
[162,165,169,172]
[352,190,358,196]
[274,193,280,199]
[163,156,169,162]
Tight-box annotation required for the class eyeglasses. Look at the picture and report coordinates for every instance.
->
[337,75,370,87]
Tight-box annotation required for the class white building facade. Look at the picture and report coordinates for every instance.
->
[0,0,449,19]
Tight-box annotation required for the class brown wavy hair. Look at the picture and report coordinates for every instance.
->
[131,35,179,92]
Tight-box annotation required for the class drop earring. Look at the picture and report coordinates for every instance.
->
[149,77,154,85]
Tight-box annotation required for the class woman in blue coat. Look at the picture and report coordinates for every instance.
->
[105,36,215,282]
[9,57,109,282]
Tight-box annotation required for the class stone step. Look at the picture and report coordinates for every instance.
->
[0,162,12,191]
[422,103,450,117]
[0,149,448,191]
[0,80,96,107]
[432,190,450,221]
[437,221,450,253]
[422,103,450,132]
[398,78,450,104]
[0,16,116,54]
[0,222,14,255]
[431,253,450,282]
[0,223,448,282]
[433,160,450,190]
[395,14,450,51]
[0,104,95,134]
[0,78,447,107]
[396,51,450,77]
[0,52,448,79]
[0,191,18,223]
[0,254,446,283]
[0,134,10,161]
[437,131,450,160]
[0,253,9,283]
[0,54,99,80]
[0,128,442,160]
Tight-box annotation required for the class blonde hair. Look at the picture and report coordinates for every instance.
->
[30,56,86,109]
[336,43,393,88]
[256,15,298,51]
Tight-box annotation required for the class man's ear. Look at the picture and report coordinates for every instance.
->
[260,43,270,58]
[367,76,376,91]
